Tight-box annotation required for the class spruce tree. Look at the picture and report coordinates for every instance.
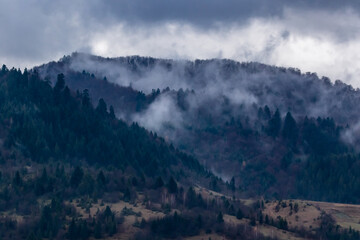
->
[282,112,298,143]
[167,177,178,194]
[267,108,281,137]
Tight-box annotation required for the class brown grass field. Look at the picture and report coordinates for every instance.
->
[262,199,360,239]
[64,192,360,240]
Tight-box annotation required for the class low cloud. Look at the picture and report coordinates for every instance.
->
[132,93,184,137]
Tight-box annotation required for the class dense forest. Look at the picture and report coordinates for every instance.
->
[1,59,360,240]
[5,64,216,173]
[0,65,359,239]
[36,54,360,204]
[0,66,218,239]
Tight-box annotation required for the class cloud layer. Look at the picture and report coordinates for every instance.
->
[1,0,360,86]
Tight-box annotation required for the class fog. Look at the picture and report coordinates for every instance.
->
[43,53,360,145]
[34,52,360,179]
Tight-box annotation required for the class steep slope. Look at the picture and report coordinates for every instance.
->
[0,66,235,239]
[0,67,203,177]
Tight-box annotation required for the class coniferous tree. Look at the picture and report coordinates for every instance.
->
[236,209,243,219]
[186,187,197,208]
[109,106,116,119]
[217,212,224,223]
[96,171,106,186]
[13,171,22,187]
[94,220,102,239]
[257,107,264,119]
[154,176,164,189]
[267,108,281,137]
[123,188,131,202]
[96,98,107,117]
[81,89,91,107]
[1,64,8,73]
[230,177,235,192]
[167,177,178,194]
[70,166,84,188]
[263,105,271,120]
[54,73,65,92]
[265,215,269,224]
[67,218,77,240]
[294,203,299,213]
[282,112,298,144]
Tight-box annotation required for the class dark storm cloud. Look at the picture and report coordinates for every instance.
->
[93,0,283,25]
[87,0,360,26]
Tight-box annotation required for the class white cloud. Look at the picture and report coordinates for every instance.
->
[132,94,183,133]
[87,8,360,87]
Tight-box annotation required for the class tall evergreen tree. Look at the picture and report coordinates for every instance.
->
[54,73,65,92]
[96,98,107,117]
[267,108,281,137]
[109,105,116,119]
[282,112,298,143]
[70,167,84,188]
[263,105,271,120]
[167,177,178,194]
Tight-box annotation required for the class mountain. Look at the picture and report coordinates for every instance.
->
[0,66,251,239]
[36,52,360,126]
[35,53,360,204]
[0,59,359,239]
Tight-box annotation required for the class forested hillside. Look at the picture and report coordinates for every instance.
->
[0,62,359,239]
[0,66,240,239]
[0,66,207,175]
[35,53,360,204]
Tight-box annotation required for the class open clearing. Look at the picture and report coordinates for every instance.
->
[263,199,360,233]
[66,195,360,240]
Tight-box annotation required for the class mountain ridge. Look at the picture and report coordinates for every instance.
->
[33,53,360,204]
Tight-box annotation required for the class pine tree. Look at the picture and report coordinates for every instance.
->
[265,214,269,224]
[282,112,298,143]
[94,220,102,239]
[167,177,178,194]
[267,108,281,137]
[13,171,22,187]
[230,177,235,192]
[96,98,107,117]
[186,187,197,208]
[70,166,84,188]
[264,105,271,120]
[294,203,299,213]
[96,171,106,186]
[154,176,164,188]
[67,219,78,240]
[81,89,91,107]
[54,73,65,92]
[109,106,116,119]
[236,209,243,219]
[123,188,131,202]
[217,212,224,223]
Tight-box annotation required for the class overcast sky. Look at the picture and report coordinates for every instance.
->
[1,0,360,86]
